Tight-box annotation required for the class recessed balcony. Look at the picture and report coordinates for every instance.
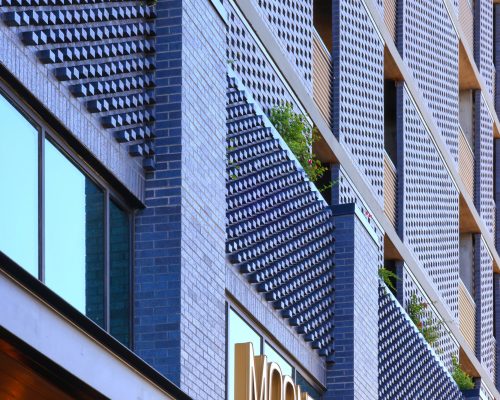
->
[312,29,332,126]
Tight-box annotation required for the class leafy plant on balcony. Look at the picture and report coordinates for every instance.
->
[378,266,398,291]
[269,103,333,191]
[451,355,475,390]
[406,293,441,346]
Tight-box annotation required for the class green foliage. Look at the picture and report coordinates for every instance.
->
[451,355,475,390]
[378,267,398,291]
[406,294,441,346]
[268,104,331,190]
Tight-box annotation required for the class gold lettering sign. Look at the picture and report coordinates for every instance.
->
[234,343,314,400]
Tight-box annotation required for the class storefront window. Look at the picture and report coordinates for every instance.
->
[45,140,105,324]
[0,90,132,345]
[228,309,261,398]
[0,95,38,276]
[109,200,131,346]
[227,307,322,399]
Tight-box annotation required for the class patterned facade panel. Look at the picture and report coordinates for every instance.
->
[226,0,302,115]
[332,0,385,206]
[398,264,459,371]
[474,236,495,380]
[474,92,495,234]
[397,0,459,164]
[0,0,156,167]
[495,5,500,114]
[379,285,463,400]
[248,0,312,92]
[397,86,460,319]
[226,70,335,357]
[474,0,494,96]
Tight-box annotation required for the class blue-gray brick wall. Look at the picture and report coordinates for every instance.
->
[327,204,379,399]
[134,1,227,399]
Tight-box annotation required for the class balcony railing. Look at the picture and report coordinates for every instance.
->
[459,0,474,53]
[459,127,475,200]
[458,279,476,352]
[384,152,397,227]
[312,29,332,126]
[384,0,397,41]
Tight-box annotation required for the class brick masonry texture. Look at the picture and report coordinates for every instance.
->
[0,9,144,201]
[225,70,335,359]
[134,1,227,399]
[326,205,379,400]
[379,285,463,399]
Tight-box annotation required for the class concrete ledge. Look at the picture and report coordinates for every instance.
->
[0,252,190,400]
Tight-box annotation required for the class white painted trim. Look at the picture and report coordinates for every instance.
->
[0,270,175,400]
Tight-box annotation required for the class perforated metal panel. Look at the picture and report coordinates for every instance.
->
[399,266,458,372]
[332,0,385,206]
[379,284,463,400]
[0,0,156,168]
[397,0,459,164]
[474,0,494,96]
[474,236,495,380]
[226,0,301,115]
[249,0,312,92]
[226,70,335,357]
[474,93,495,234]
[397,86,460,321]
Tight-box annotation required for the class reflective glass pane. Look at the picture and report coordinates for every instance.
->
[228,309,261,399]
[44,140,104,327]
[264,342,293,377]
[0,95,38,275]
[109,200,130,347]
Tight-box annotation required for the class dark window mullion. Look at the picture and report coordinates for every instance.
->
[104,190,110,331]
[129,211,134,349]
[39,128,45,282]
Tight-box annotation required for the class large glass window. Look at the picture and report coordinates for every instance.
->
[227,307,322,400]
[0,95,38,276]
[109,200,131,347]
[0,90,131,345]
[45,140,105,325]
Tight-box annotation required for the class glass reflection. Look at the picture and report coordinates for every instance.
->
[0,94,38,276]
[110,200,130,346]
[263,342,293,377]
[44,140,104,327]
[228,309,261,399]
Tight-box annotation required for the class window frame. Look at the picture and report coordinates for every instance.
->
[225,300,324,399]
[0,81,135,346]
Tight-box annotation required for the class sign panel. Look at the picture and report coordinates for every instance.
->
[234,342,313,400]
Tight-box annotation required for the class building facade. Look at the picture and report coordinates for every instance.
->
[0,0,499,399]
